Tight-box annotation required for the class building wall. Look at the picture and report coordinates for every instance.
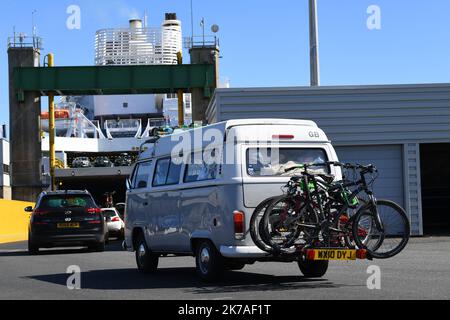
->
[206,83,450,235]
[0,139,11,200]
[207,84,450,145]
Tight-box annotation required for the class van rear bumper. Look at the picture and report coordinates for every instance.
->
[220,245,269,258]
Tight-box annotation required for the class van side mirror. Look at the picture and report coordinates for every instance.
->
[25,206,33,213]
[137,181,147,189]
[126,178,132,190]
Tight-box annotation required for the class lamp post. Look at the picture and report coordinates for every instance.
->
[309,0,320,86]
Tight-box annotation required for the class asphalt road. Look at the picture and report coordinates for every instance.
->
[0,237,449,300]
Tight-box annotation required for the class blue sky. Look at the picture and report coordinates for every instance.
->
[2,0,450,126]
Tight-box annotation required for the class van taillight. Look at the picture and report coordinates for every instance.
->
[111,217,120,222]
[86,208,101,214]
[234,211,245,240]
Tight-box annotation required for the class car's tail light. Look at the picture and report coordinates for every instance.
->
[111,217,120,222]
[233,211,245,240]
[88,220,102,224]
[33,221,48,226]
[86,208,101,214]
[33,209,49,216]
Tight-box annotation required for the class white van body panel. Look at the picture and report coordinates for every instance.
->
[124,119,340,259]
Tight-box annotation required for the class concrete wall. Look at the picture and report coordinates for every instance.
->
[8,48,43,202]
[189,46,220,123]
[0,199,34,244]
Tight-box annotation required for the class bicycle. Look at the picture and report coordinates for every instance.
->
[254,162,410,259]
[259,162,360,254]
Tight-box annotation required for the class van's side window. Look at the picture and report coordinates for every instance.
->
[153,158,170,187]
[166,161,183,185]
[184,152,218,183]
[131,161,152,189]
[153,158,183,187]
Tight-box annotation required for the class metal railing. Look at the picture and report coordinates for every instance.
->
[7,34,43,50]
[183,36,219,49]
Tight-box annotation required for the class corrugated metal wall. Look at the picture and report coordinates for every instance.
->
[206,84,450,235]
[207,84,450,146]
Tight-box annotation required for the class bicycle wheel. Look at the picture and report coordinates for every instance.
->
[250,196,281,253]
[262,195,316,253]
[341,198,368,248]
[352,200,410,259]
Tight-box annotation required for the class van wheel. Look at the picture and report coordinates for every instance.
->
[135,234,159,274]
[195,240,224,282]
[298,260,329,278]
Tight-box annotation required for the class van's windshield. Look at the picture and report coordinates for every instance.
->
[246,148,329,177]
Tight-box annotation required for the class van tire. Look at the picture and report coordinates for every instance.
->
[195,240,224,282]
[298,260,329,278]
[135,233,159,274]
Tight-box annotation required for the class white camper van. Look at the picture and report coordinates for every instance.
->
[124,119,341,281]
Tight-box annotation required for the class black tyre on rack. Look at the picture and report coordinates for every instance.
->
[250,196,282,253]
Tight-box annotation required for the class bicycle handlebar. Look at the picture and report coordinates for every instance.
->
[283,161,378,175]
[327,161,378,173]
[284,162,328,173]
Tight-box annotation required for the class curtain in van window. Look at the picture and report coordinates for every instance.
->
[246,148,328,177]
[153,158,171,186]
[185,152,218,183]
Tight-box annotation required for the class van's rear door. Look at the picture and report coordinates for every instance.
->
[241,144,336,208]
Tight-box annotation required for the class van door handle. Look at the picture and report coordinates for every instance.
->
[143,202,149,206]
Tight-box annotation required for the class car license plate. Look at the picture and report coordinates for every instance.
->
[309,249,357,261]
[57,223,80,229]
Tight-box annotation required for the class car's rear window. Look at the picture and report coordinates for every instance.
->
[39,195,97,210]
[102,210,117,218]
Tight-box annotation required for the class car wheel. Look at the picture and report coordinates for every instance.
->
[135,234,159,274]
[89,241,105,252]
[28,236,39,255]
[298,259,329,278]
[195,240,224,282]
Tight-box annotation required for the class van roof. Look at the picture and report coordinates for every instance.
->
[138,118,325,160]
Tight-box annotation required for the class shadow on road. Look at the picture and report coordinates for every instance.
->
[27,267,350,294]
[0,241,124,257]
